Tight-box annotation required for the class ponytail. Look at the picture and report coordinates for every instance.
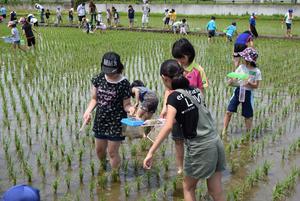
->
[160,59,189,90]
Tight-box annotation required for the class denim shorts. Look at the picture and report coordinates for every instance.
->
[227,87,254,118]
[286,23,292,30]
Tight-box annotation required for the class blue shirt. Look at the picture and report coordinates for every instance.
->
[206,20,216,31]
[128,8,134,19]
[0,7,6,15]
[235,32,252,45]
[226,25,236,36]
[249,16,256,26]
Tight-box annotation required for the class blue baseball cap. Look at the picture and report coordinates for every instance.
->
[2,185,40,201]
[288,9,293,13]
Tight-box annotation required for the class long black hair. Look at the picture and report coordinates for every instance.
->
[172,38,195,64]
[160,59,189,90]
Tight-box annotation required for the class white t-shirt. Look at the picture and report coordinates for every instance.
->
[11,27,20,42]
[97,13,102,22]
[235,64,262,91]
[77,4,86,16]
[284,12,293,24]
[142,4,150,16]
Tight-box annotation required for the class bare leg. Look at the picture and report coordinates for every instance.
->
[183,176,199,201]
[245,117,253,131]
[95,138,107,160]
[174,139,184,174]
[107,141,122,169]
[207,172,225,201]
[223,111,233,133]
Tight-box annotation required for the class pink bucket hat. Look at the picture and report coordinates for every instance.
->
[239,47,258,64]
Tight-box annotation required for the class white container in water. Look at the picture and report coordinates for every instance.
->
[239,85,246,103]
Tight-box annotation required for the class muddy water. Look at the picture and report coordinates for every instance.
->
[1,28,300,201]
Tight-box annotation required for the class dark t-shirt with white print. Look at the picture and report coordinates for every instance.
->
[167,87,216,140]
[91,73,131,136]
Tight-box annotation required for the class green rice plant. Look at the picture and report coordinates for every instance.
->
[162,159,170,171]
[133,158,139,172]
[90,161,95,176]
[151,191,158,201]
[111,169,119,182]
[79,167,84,183]
[124,182,130,197]
[78,149,83,162]
[139,138,148,152]
[65,174,71,190]
[97,173,107,190]
[40,165,46,178]
[146,170,152,184]
[123,160,129,174]
[54,160,59,172]
[52,178,59,194]
[130,144,138,157]
[263,161,272,176]
[89,180,95,197]
[66,153,72,168]
[135,176,142,191]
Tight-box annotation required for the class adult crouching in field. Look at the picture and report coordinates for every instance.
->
[249,13,258,38]
[83,52,135,172]
[19,17,40,49]
[144,60,226,201]
[233,30,254,67]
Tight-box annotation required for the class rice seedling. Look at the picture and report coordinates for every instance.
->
[124,182,130,197]
[52,178,60,194]
[65,174,71,190]
[97,173,108,190]
[79,167,84,183]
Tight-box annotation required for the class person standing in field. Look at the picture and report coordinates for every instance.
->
[10,11,17,22]
[222,47,262,136]
[55,7,62,25]
[233,30,254,67]
[0,5,7,20]
[106,8,112,27]
[19,17,39,49]
[45,9,50,24]
[112,7,120,27]
[163,8,170,29]
[225,21,237,42]
[83,52,134,172]
[160,38,209,175]
[7,21,26,51]
[128,5,135,29]
[249,12,258,38]
[89,0,97,26]
[206,16,217,42]
[142,1,150,28]
[144,59,226,201]
[169,9,176,26]
[179,19,189,35]
[282,9,294,38]
[77,2,86,28]
[40,8,45,23]
[68,8,74,25]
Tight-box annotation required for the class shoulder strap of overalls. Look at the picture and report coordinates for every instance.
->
[175,89,203,109]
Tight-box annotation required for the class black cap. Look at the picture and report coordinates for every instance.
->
[101,52,123,74]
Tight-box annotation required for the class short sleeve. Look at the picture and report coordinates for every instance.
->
[121,79,131,100]
[256,69,262,81]
[166,92,178,109]
[235,65,243,73]
[91,74,101,88]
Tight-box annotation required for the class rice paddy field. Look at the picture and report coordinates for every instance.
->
[0,22,300,201]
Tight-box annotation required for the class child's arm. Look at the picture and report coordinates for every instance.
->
[132,87,140,107]
[123,98,135,114]
[160,89,171,118]
[245,80,260,89]
[83,86,97,124]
